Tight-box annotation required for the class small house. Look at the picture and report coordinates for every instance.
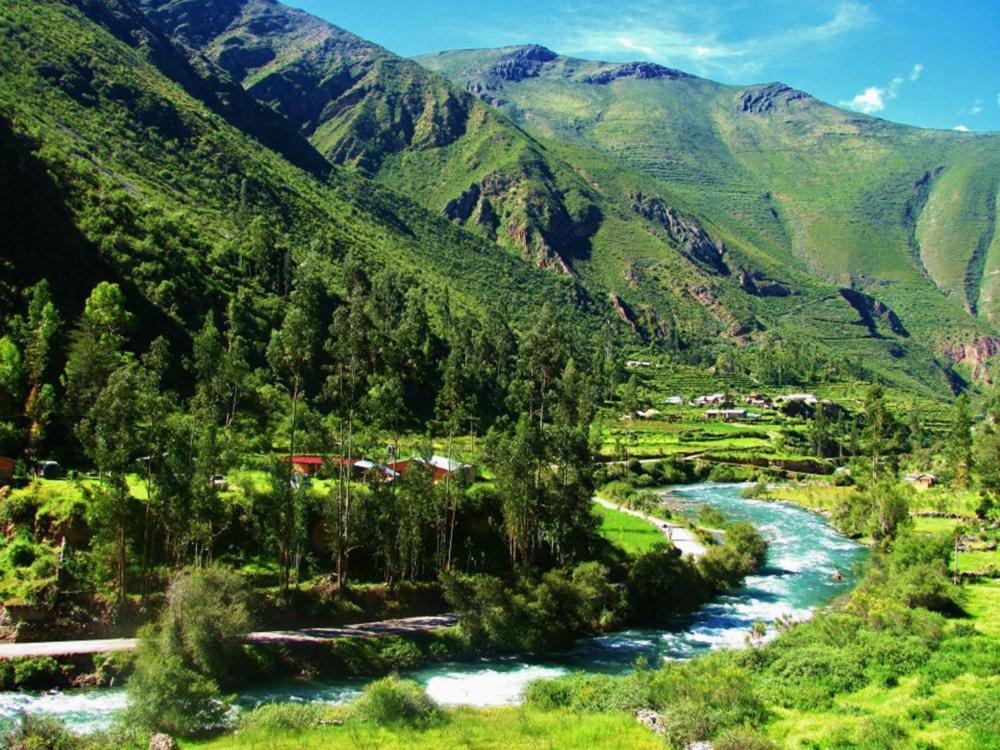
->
[625,359,652,368]
[777,393,818,405]
[663,396,684,406]
[746,392,772,408]
[904,473,938,489]
[693,393,729,407]
[423,455,476,484]
[0,456,14,482]
[353,460,400,482]
[282,455,325,476]
[706,408,748,422]
[392,455,475,484]
[637,409,662,419]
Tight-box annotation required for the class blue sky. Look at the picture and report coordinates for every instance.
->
[287,0,999,132]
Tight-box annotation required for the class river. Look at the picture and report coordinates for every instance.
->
[0,483,866,731]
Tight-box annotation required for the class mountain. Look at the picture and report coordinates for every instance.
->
[0,0,596,378]
[416,47,1000,374]
[133,0,999,395]
[3,0,997,399]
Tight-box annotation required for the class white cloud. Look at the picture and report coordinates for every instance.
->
[616,37,655,56]
[841,63,921,114]
[970,99,983,115]
[523,1,871,80]
[844,86,886,113]
[953,125,970,132]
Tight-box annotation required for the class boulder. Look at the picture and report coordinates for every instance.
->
[149,734,178,750]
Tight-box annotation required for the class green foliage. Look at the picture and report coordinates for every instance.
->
[11,656,61,689]
[124,649,230,738]
[0,713,85,750]
[443,562,618,652]
[350,675,441,726]
[237,702,333,734]
[92,650,135,687]
[126,565,249,737]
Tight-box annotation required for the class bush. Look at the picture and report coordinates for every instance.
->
[7,540,38,568]
[0,492,39,528]
[0,713,78,750]
[442,563,617,652]
[698,505,728,528]
[523,672,648,713]
[158,564,251,686]
[125,564,249,737]
[124,650,230,737]
[327,635,424,675]
[12,656,61,689]
[713,728,779,750]
[626,549,705,624]
[350,675,440,726]
[238,702,333,733]
[93,650,135,687]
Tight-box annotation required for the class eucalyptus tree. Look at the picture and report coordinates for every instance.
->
[63,281,134,420]
[21,281,60,460]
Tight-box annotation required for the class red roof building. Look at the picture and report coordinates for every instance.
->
[281,455,325,475]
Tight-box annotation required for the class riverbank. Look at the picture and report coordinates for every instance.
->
[183,576,1000,750]
[0,484,861,736]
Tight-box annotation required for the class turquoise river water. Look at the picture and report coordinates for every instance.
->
[0,483,866,731]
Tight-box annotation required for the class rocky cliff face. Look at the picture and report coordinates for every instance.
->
[943,335,1000,383]
[839,288,909,338]
[582,62,688,85]
[630,193,729,275]
[445,169,602,275]
[737,83,810,114]
[489,45,557,82]
[139,0,474,173]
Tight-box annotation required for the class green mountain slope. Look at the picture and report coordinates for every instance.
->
[417,47,1000,378]
[0,0,595,371]
[131,0,985,396]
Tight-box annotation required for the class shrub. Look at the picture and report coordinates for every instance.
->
[0,492,39,528]
[125,564,249,737]
[442,563,617,652]
[350,675,440,726]
[713,728,779,750]
[12,656,61,689]
[124,650,230,737]
[327,636,424,675]
[523,672,649,713]
[93,650,135,687]
[7,540,38,568]
[626,548,705,624]
[698,505,729,529]
[0,713,78,750]
[158,564,251,686]
[238,702,332,733]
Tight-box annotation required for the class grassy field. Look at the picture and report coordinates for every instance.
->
[963,581,1000,636]
[185,707,664,750]
[762,579,1000,750]
[766,672,997,750]
[593,502,666,555]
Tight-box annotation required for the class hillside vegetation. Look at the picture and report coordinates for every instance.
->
[419,45,1000,383]
[133,0,999,396]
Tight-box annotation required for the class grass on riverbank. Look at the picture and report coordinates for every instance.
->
[184,707,663,750]
[766,581,1000,750]
[594,503,666,556]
